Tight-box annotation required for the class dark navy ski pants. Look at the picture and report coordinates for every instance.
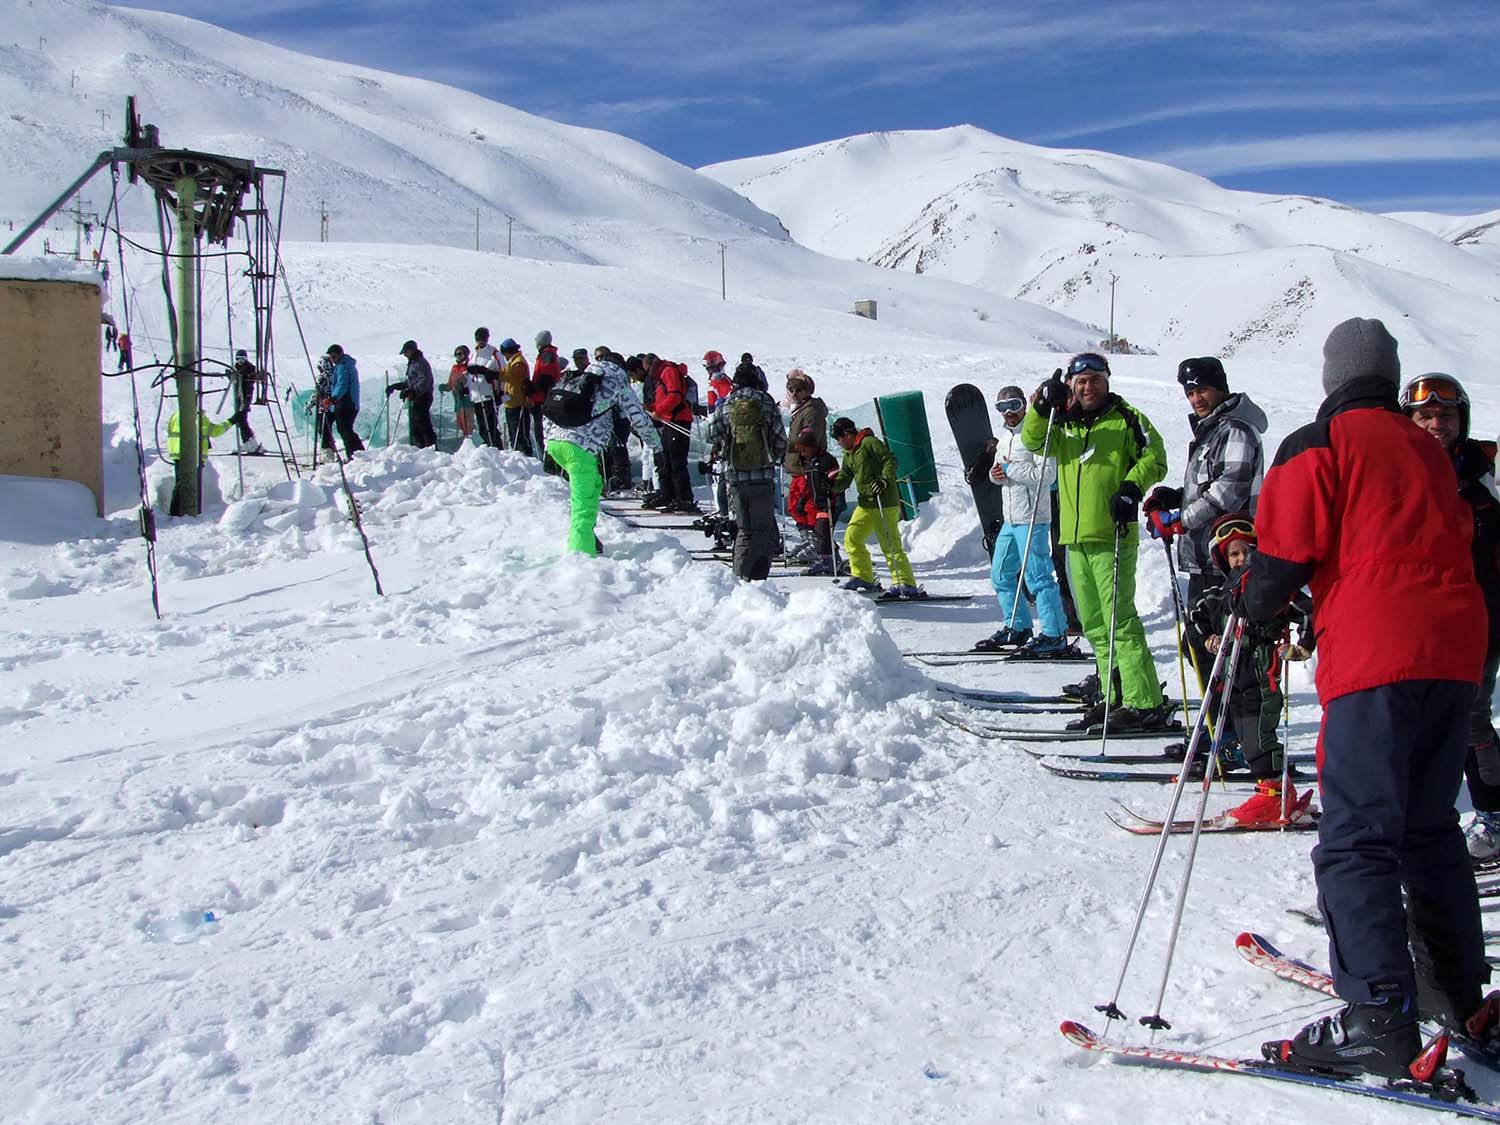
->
[1315,679,1488,1022]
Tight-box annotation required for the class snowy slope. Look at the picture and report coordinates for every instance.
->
[1387,208,1500,269]
[0,0,1098,350]
[704,127,1500,373]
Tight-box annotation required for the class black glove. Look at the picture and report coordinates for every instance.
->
[1143,485,1183,514]
[227,409,247,427]
[1034,369,1069,416]
[697,460,713,476]
[1227,561,1253,621]
[1109,481,1142,525]
[385,383,400,396]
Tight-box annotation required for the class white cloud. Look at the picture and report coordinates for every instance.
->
[1149,124,1500,176]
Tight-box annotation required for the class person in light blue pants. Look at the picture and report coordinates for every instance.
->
[974,386,1069,655]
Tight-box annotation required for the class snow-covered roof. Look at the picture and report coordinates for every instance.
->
[0,256,104,286]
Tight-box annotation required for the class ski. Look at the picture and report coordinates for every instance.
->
[1235,932,1500,1069]
[938,713,1184,744]
[957,699,1089,715]
[621,520,705,530]
[1039,759,1272,783]
[1059,1020,1500,1120]
[874,592,975,605]
[1017,744,1184,764]
[908,653,1010,667]
[1106,793,1317,834]
[1005,644,1094,663]
[939,687,1077,706]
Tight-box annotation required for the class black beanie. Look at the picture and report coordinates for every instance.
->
[1177,357,1228,394]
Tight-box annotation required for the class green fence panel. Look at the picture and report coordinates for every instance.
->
[873,390,938,519]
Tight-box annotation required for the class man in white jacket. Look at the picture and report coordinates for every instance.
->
[975,385,1069,656]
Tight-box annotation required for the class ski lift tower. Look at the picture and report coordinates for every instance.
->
[3,97,294,517]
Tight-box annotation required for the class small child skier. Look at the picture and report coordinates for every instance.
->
[786,428,844,576]
[1189,512,1315,825]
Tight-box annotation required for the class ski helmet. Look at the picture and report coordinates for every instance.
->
[1400,372,1470,443]
[703,350,726,368]
[235,348,249,361]
[535,329,552,350]
[1208,512,1257,573]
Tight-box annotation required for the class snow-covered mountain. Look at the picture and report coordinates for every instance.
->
[704,127,1500,372]
[0,0,1097,354]
[1386,208,1500,269]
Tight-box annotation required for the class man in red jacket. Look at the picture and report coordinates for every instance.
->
[1245,318,1489,1079]
[652,360,699,513]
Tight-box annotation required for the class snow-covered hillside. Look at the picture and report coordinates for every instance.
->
[704,126,1500,373]
[1387,208,1500,269]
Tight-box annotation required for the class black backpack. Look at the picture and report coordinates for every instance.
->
[542,369,607,428]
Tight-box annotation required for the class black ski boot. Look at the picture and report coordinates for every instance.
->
[1065,699,1110,732]
[1263,997,1421,1080]
[1062,672,1100,702]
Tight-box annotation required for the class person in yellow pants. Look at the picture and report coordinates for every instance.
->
[829,416,918,595]
[542,351,662,556]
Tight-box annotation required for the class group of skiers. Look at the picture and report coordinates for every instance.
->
[984,324,1500,1083]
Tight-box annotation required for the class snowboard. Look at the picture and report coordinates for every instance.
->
[945,383,1005,556]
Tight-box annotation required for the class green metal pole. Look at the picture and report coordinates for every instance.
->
[172,175,201,516]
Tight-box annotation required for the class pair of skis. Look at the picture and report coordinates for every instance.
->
[907,644,1092,666]
[1062,932,1500,1120]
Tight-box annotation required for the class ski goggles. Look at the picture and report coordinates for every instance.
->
[1403,376,1464,408]
[994,396,1026,414]
[1067,353,1111,377]
[1210,516,1256,549]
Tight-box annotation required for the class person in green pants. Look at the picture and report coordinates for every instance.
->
[542,352,662,556]
[1023,353,1170,732]
[828,417,919,596]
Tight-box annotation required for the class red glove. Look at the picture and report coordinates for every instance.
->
[1146,509,1183,541]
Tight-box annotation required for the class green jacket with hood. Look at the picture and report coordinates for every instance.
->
[831,428,900,510]
[1019,393,1167,545]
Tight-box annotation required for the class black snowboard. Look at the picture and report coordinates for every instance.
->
[945,384,1005,556]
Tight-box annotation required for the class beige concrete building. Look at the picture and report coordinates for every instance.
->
[0,260,105,514]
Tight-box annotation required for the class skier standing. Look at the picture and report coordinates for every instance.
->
[324,344,364,457]
[389,340,436,449]
[1245,317,1488,1077]
[530,330,564,459]
[651,359,699,513]
[705,364,787,579]
[229,348,265,454]
[1399,371,1500,860]
[498,338,532,455]
[828,416,918,596]
[447,345,476,443]
[1026,353,1170,730]
[1143,357,1267,702]
[969,385,1069,656]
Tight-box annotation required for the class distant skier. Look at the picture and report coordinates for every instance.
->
[387,340,436,448]
[324,344,364,457]
[497,338,532,455]
[1246,318,1488,1078]
[1027,353,1170,731]
[530,331,564,462]
[229,348,265,454]
[447,345,476,444]
[1398,371,1500,860]
[705,363,787,579]
[972,385,1069,657]
[702,351,733,408]
[828,416,918,596]
[651,359,699,513]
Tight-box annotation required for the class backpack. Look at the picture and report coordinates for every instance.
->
[684,373,705,417]
[542,370,607,428]
[727,392,773,469]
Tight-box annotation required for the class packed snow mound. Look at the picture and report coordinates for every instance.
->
[704,126,1500,371]
[0,0,783,258]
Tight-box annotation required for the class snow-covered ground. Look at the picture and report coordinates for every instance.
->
[5,3,1500,1121]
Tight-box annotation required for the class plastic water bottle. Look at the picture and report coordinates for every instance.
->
[143,910,219,944]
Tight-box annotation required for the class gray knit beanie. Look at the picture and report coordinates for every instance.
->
[534,329,552,350]
[1321,317,1400,395]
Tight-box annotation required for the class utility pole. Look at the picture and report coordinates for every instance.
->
[66,197,94,260]
[506,215,513,256]
[97,109,109,131]
[318,200,330,242]
[172,175,202,517]
[719,242,726,301]
[1108,272,1119,353]
[474,207,480,251]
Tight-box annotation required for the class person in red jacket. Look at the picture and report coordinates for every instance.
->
[652,360,698,513]
[1246,317,1490,1079]
[530,330,564,465]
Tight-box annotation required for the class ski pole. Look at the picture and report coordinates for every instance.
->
[1160,540,1215,744]
[1280,649,1292,829]
[1097,522,1125,756]
[1007,411,1055,632]
[1095,612,1239,1027]
[1140,620,1249,1032]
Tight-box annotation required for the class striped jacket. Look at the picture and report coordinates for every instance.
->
[1177,392,1268,574]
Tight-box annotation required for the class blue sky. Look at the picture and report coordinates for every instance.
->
[128,0,1500,215]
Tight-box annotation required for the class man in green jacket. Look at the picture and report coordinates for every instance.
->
[1023,353,1170,730]
[829,417,918,596]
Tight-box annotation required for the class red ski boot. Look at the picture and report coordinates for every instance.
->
[1225,780,1311,827]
